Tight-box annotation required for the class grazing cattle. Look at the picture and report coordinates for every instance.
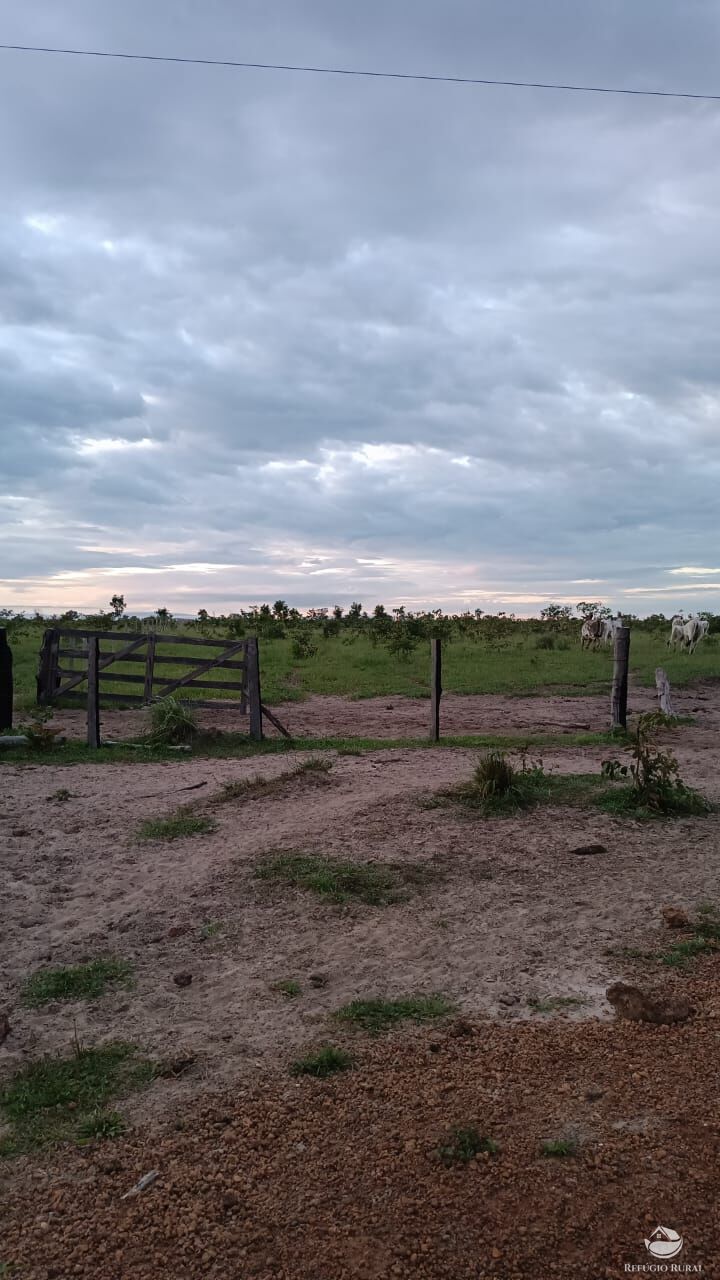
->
[580,615,604,650]
[602,615,623,646]
[667,614,686,650]
[680,615,707,654]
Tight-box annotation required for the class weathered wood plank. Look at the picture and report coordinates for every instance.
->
[260,703,292,739]
[611,627,630,730]
[429,638,442,742]
[143,635,157,704]
[59,649,245,669]
[87,638,101,748]
[53,628,242,647]
[158,640,247,699]
[246,637,262,740]
[655,667,676,717]
[152,677,244,692]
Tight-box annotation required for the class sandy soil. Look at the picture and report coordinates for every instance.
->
[40,676,720,741]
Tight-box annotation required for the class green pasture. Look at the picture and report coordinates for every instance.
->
[6,623,720,713]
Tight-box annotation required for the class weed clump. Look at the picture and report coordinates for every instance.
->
[138,811,217,841]
[147,696,198,747]
[436,1126,498,1165]
[256,853,432,905]
[289,1046,352,1078]
[22,959,133,1007]
[334,994,455,1034]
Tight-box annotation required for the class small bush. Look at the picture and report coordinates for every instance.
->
[290,633,318,660]
[534,633,556,650]
[22,959,133,1007]
[290,1046,352,1078]
[600,713,711,817]
[334,994,455,1034]
[138,812,217,841]
[147,697,198,747]
[436,1126,498,1165]
[473,751,517,799]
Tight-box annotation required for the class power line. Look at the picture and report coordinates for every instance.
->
[1,42,720,102]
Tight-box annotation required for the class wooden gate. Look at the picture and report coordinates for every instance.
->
[37,627,269,739]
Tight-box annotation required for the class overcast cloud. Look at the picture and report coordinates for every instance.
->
[1,0,719,615]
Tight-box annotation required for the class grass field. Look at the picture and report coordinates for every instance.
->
[7,622,720,712]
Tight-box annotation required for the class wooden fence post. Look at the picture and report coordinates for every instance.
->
[655,667,675,717]
[143,634,156,704]
[429,638,442,742]
[0,628,12,730]
[246,636,263,740]
[611,627,630,730]
[37,627,60,705]
[87,637,101,748]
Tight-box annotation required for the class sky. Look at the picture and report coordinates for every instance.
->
[1,0,719,617]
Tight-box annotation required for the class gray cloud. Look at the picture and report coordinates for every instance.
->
[1,1,719,614]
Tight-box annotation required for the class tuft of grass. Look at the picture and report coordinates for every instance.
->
[76,1110,126,1142]
[527,995,587,1015]
[0,1042,155,1155]
[256,852,433,906]
[541,1137,578,1158]
[289,1045,353,1078]
[334,994,455,1034]
[21,958,133,1008]
[659,916,720,968]
[295,756,332,774]
[200,920,223,940]
[49,787,72,802]
[215,758,332,805]
[146,696,198,746]
[138,812,217,841]
[272,979,301,998]
[596,784,711,819]
[436,1125,498,1165]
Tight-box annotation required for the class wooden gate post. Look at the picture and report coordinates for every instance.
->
[87,637,101,748]
[246,636,263,740]
[0,628,12,730]
[37,627,60,705]
[611,627,630,730]
[429,638,442,742]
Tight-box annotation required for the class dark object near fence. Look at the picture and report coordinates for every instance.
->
[610,626,630,730]
[36,627,291,748]
[0,628,12,730]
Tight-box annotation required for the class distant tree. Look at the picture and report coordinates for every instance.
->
[540,604,573,629]
[347,602,364,624]
[273,600,289,620]
[155,607,174,631]
[332,605,344,621]
[109,594,126,622]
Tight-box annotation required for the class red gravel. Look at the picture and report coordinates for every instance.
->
[4,958,719,1280]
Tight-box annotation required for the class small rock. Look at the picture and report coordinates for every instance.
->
[498,993,519,1007]
[585,1088,604,1102]
[11,827,30,837]
[606,982,693,1025]
[167,924,190,939]
[308,973,328,988]
[448,1018,475,1037]
[173,973,193,988]
[662,905,689,929]
[570,843,607,856]
[222,1192,239,1211]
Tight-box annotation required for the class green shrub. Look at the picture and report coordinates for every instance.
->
[147,696,198,746]
[289,1046,352,1077]
[436,1126,498,1165]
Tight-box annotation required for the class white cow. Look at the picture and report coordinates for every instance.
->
[667,614,686,650]
[680,615,708,654]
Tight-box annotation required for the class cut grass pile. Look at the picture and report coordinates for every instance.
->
[21,959,133,1007]
[256,853,434,906]
[137,812,217,841]
[0,1043,155,1156]
[289,1046,353,1078]
[334,994,455,1034]
[436,1126,498,1165]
